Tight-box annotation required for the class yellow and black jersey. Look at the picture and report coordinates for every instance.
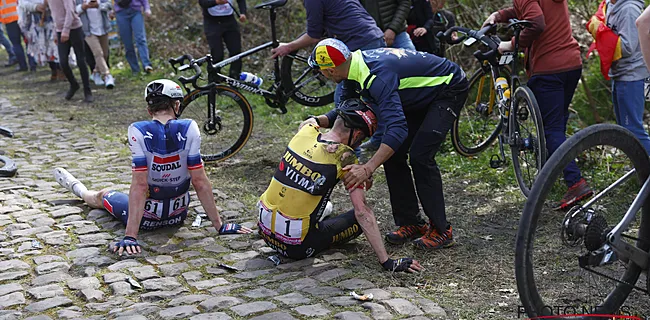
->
[258,124,357,245]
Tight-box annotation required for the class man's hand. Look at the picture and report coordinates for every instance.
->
[363,177,373,191]
[342,164,373,190]
[413,27,427,37]
[271,43,293,59]
[218,223,253,235]
[498,41,513,54]
[109,10,115,19]
[60,34,69,43]
[36,3,47,12]
[144,9,152,18]
[88,1,99,9]
[382,258,423,273]
[483,11,500,27]
[114,236,141,256]
[239,14,247,23]
[384,29,396,47]
[298,117,318,131]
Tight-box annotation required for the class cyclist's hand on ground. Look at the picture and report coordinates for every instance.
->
[271,44,292,59]
[382,258,423,273]
[482,12,500,27]
[342,164,373,190]
[298,117,318,131]
[498,41,513,54]
[239,14,247,23]
[218,223,253,235]
[384,29,396,47]
[413,27,427,37]
[114,236,141,256]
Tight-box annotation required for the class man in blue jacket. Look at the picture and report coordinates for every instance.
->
[301,38,469,250]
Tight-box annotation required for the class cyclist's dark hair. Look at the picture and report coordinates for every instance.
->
[146,96,175,114]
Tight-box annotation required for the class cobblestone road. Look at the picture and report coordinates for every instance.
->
[0,97,448,320]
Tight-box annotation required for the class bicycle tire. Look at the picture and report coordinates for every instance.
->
[280,51,335,107]
[510,85,546,197]
[516,124,650,318]
[0,155,17,177]
[179,86,254,162]
[451,66,511,157]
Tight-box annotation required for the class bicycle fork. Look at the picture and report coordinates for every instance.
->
[203,86,222,135]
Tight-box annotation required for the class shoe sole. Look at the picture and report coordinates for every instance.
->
[106,84,114,90]
[413,239,456,250]
[553,190,595,211]
[385,234,423,245]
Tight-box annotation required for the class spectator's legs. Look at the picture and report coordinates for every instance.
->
[528,69,582,187]
[612,79,650,154]
[99,34,110,69]
[5,21,27,70]
[57,32,79,97]
[69,28,91,91]
[116,8,139,73]
[391,31,416,50]
[130,10,151,69]
[222,16,242,79]
[85,34,109,77]
[0,25,16,63]
[84,41,96,74]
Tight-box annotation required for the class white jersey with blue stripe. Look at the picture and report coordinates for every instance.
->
[128,119,203,223]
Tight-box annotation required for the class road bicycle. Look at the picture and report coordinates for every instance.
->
[438,20,546,197]
[0,126,17,177]
[167,0,336,162]
[516,124,649,319]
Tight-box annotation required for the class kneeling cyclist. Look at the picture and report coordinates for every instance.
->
[258,99,422,273]
[54,79,252,256]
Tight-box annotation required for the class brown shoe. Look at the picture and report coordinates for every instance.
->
[56,69,66,81]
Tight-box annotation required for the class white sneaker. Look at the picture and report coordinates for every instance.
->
[319,201,334,222]
[92,72,104,86]
[104,74,115,90]
[53,167,87,198]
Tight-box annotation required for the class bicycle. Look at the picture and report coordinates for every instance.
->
[0,126,17,177]
[516,124,650,319]
[437,20,546,197]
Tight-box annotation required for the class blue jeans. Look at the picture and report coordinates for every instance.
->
[5,22,27,70]
[391,31,415,51]
[528,68,583,187]
[612,80,650,155]
[116,8,151,73]
[334,37,386,106]
[0,25,15,62]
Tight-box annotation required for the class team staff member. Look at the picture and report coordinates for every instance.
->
[259,98,422,272]
[199,0,247,82]
[54,79,252,256]
[302,39,469,250]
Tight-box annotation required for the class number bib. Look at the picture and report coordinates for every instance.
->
[257,201,305,245]
[144,199,164,220]
[169,192,190,217]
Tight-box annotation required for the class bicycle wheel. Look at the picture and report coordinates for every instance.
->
[281,50,335,107]
[451,66,511,157]
[516,124,650,318]
[0,155,17,177]
[179,86,254,162]
[510,85,546,197]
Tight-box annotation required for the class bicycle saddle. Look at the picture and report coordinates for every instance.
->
[507,19,533,29]
[254,0,287,10]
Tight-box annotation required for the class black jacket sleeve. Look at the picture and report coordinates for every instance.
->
[387,0,412,33]
[422,1,434,31]
[199,0,216,8]
[237,0,247,15]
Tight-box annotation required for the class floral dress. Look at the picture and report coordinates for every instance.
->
[18,0,60,65]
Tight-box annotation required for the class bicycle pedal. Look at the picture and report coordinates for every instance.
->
[489,154,504,169]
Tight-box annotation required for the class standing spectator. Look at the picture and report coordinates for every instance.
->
[0,24,16,66]
[429,0,456,57]
[19,0,64,81]
[270,0,385,106]
[199,0,247,83]
[605,0,650,154]
[484,0,592,210]
[1,0,28,71]
[360,0,415,50]
[113,0,152,74]
[48,0,93,102]
[76,0,115,89]
[406,0,435,53]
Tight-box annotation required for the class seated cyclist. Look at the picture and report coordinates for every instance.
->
[258,99,423,273]
[54,79,252,256]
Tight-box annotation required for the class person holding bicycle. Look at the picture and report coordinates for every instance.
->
[199,0,247,83]
[483,0,593,210]
[53,79,252,256]
[259,98,422,272]
[302,39,469,250]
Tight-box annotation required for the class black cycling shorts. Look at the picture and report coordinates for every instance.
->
[259,209,362,260]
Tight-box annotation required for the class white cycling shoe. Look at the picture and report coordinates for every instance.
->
[319,201,334,222]
[53,167,86,198]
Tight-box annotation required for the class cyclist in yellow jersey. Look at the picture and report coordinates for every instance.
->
[258,99,422,273]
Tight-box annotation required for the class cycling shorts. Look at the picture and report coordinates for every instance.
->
[102,190,187,230]
[259,209,363,260]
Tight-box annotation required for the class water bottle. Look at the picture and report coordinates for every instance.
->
[495,77,510,99]
[239,72,263,87]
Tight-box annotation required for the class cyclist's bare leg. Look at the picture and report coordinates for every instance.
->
[54,167,110,209]
[81,188,112,209]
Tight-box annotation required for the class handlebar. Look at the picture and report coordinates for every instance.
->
[437,24,500,62]
[168,54,194,72]
[172,54,218,90]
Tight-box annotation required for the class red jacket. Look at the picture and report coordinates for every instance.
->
[497,0,582,76]
[586,0,622,80]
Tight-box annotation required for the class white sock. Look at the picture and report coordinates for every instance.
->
[71,182,88,198]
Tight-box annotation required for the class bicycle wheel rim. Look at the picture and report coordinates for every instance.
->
[516,124,650,318]
[179,87,253,162]
[511,86,546,197]
[281,51,335,107]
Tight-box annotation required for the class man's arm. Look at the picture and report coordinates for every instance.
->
[387,0,412,33]
[271,0,323,58]
[236,0,246,15]
[349,188,388,264]
[271,33,321,58]
[189,168,223,230]
[618,5,643,58]
[198,0,217,8]
[124,171,148,241]
[62,0,76,39]
[508,1,545,49]
[636,6,650,67]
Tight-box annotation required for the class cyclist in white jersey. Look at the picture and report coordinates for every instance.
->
[54,79,252,256]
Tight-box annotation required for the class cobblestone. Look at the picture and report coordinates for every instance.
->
[199,296,244,311]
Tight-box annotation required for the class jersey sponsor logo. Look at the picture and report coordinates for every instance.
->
[279,150,326,193]
[141,215,183,229]
[151,154,182,172]
[144,131,153,140]
[332,223,359,243]
[131,136,136,142]
[176,132,186,142]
